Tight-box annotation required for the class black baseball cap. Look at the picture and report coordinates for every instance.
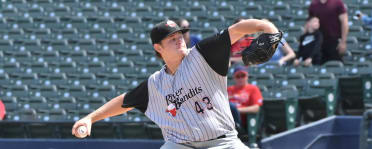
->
[150,20,189,44]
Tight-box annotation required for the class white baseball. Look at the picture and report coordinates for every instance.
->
[77,126,88,138]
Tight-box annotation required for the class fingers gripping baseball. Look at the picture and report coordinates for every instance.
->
[242,31,283,66]
[72,117,92,138]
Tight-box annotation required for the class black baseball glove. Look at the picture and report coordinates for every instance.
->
[242,31,283,66]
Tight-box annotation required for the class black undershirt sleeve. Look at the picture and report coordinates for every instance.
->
[195,29,231,76]
[121,80,149,113]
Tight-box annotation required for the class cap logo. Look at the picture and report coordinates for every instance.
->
[166,20,177,27]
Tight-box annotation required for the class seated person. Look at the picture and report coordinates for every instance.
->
[357,12,372,49]
[230,18,255,64]
[265,37,296,66]
[228,66,263,129]
[175,18,201,48]
[231,18,296,66]
[294,16,323,66]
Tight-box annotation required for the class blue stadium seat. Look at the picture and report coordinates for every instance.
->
[49,97,77,111]
[28,85,58,98]
[38,73,69,86]
[66,73,96,86]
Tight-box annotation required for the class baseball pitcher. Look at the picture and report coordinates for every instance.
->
[72,19,281,149]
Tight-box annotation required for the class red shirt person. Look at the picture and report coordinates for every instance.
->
[228,66,263,128]
[0,99,5,120]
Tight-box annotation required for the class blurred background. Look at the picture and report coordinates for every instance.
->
[0,0,372,149]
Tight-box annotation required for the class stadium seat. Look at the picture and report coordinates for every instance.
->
[41,39,71,51]
[1,96,18,112]
[279,73,308,93]
[31,50,59,63]
[298,88,328,124]
[118,122,149,139]
[346,62,372,75]
[64,109,94,122]
[86,85,116,99]
[309,73,338,90]
[49,97,75,111]
[77,62,106,73]
[338,76,365,115]
[91,122,119,139]
[307,73,339,116]
[13,39,42,51]
[78,7,99,17]
[0,122,27,138]
[95,73,127,86]
[1,8,20,19]
[320,61,345,76]
[286,66,319,75]
[48,61,78,73]
[0,19,10,30]
[66,73,96,86]
[8,73,38,85]
[36,17,63,29]
[101,7,126,17]
[24,28,52,40]
[86,50,115,63]
[0,40,14,51]
[38,73,69,86]
[21,62,50,73]
[70,39,97,51]
[259,62,285,74]
[58,122,77,138]
[94,17,115,29]
[83,28,107,40]
[24,7,45,18]
[8,18,35,29]
[96,39,125,50]
[0,73,11,85]
[2,29,24,40]
[3,51,31,63]
[27,122,58,138]
[57,85,87,98]
[261,87,299,137]
[251,73,275,88]
[1,84,28,98]
[59,50,89,63]
[52,28,78,40]
[49,7,72,17]
[16,108,38,121]
[108,61,138,74]
[79,96,106,110]
[19,96,49,110]
[28,85,59,98]
[145,123,163,139]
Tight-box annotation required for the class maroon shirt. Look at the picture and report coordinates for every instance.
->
[309,0,346,39]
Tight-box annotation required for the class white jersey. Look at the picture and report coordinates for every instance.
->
[146,47,235,143]
[122,29,236,143]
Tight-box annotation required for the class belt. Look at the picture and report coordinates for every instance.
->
[207,134,226,141]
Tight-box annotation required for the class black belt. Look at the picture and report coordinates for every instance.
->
[208,135,226,141]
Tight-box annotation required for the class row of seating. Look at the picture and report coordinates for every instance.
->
[3,107,149,122]
[243,74,372,143]
[0,121,161,139]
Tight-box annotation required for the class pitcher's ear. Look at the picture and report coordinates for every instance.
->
[154,43,162,53]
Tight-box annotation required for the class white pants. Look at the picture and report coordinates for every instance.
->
[160,132,249,149]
